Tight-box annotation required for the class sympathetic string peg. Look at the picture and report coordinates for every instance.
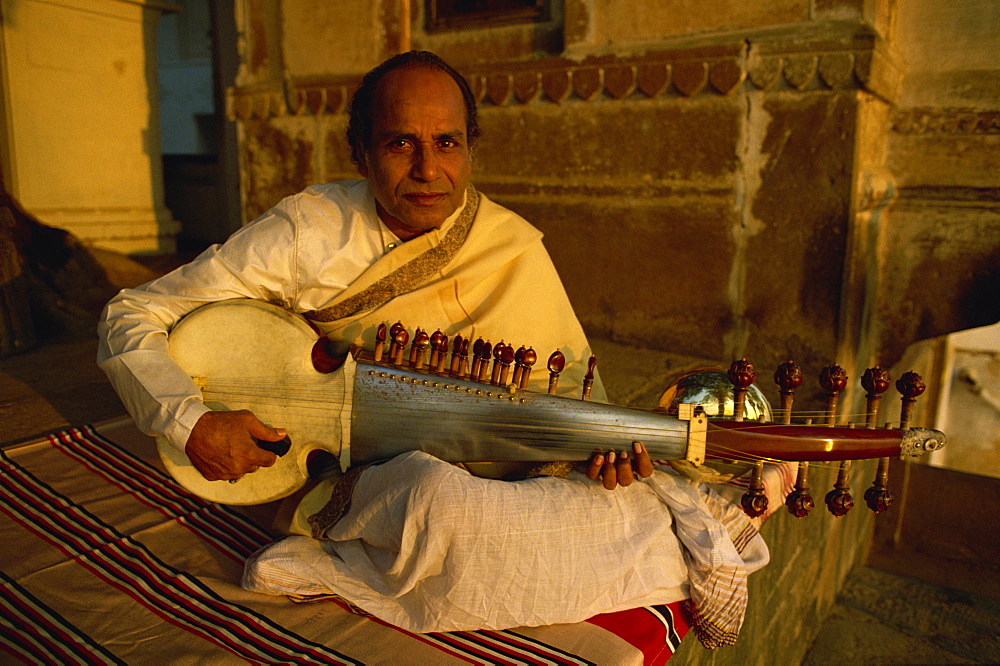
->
[392,328,409,366]
[434,334,449,373]
[409,328,425,366]
[490,341,506,385]
[518,347,536,389]
[429,330,445,370]
[785,462,814,518]
[411,330,429,370]
[727,358,756,421]
[582,355,597,401]
[773,360,802,425]
[512,346,527,387]
[825,461,854,517]
[896,371,926,429]
[449,334,464,376]
[470,338,485,380]
[741,462,768,518]
[819,364,848,426]
[476,341,493,382]
[388,322,405,361]
[499,344,515,386]
[547,350,565,395]
[458,337,470,378]
[374,323,387,362]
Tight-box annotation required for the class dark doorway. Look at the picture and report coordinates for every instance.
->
[157,0,240,254]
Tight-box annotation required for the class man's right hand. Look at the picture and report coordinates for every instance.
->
[185,410,283,481]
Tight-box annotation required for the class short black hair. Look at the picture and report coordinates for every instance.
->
[347,51,480,166]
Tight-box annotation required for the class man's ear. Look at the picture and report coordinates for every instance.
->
[355,151,369,178]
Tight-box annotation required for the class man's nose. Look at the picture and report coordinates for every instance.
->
[411,145,439,181]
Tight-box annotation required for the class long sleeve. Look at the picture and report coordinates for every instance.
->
[97,205,302,451]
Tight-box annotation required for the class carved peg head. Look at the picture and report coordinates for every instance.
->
[376,323,387,343]
[785,489,814,518]
[727,358,756,389]
[773,360,803,393]
[864,485,893,514]
[862,366,891,397]
[521,348,537,368]
[429,329,445,352]
[819,364,848,395]
[741,489,769,518]
[390,321,405,338]
[896,371,926,399]
[824,486,854,517]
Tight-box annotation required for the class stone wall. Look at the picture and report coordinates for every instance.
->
[227,1,998,661]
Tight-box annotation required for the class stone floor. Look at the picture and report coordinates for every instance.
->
[2,331,999,664]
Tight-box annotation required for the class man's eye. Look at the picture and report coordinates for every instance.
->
[387,140,411,151]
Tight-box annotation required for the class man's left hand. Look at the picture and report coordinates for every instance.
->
[586,442,654,489]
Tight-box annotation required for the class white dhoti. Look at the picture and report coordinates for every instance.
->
[243,451,768,642]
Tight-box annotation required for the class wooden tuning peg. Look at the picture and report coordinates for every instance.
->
[429,330,445,370]
[458,337,470,378]
[518,348,537,389]
[499,344,515,386]
[392,328,409,366]
[547,350,565,394]
[449,334,464,376]
[434,334,449,373]
[741,462,769,518]
[476,341,493,382]
[861,366,891,429]
[490,342,506,385]
[470,338,485,380]
[819,364,848,426]
[408,328,425,366]
[374,323,387,362]
[864,457,893,513]
[825,461,854,517]
[896,371,926,429]
[775,360,811,516]
[582,355,597,401]
[862,366,894,513]
[727,359,756,421]
[388,322,405,361]
[411,330,429,370]
[785,463,814,518]
[773,360,802,425]
[512,346,526,387]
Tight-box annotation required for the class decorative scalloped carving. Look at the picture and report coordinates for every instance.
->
[893,108,1000,134]
[542,70,571,103]
[572,68,602,101]
[513,71,541,104]
[672,61,707,96]
[228,43,897,119]
[818,53,855,88]
[748,56,782,90]
[637,63,670,98]
[604,65,636,99]
[783,55,817,90]
[709,60,745,95]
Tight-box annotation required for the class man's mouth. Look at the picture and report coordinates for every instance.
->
[404,192,447,206]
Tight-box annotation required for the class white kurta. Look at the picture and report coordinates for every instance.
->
[98,180,602,452]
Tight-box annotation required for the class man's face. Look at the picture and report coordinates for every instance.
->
[358,66,473,240]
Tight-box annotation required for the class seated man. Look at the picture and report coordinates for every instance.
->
[98,50,766,646]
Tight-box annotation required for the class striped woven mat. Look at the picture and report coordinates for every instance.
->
[0,419,688,664]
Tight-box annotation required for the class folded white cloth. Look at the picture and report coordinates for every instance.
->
[243,451,768,640]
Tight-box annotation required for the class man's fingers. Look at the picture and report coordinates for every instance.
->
[616,450,634,486]
[602,451,618,490]
[587,450,604,481]
[633,441,654,478]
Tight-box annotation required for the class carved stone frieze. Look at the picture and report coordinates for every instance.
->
[227,44,892,121]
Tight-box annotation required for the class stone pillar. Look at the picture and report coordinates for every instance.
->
[0,0,180,254]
